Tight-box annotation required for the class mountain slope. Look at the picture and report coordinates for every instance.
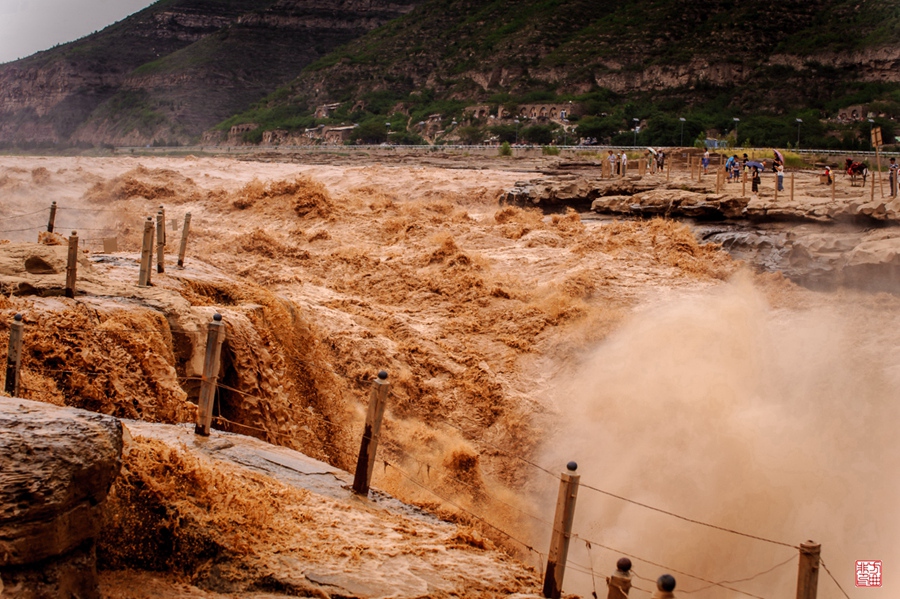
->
[0,0,269,144]
[0,0,423,146]
[222,0,900,148]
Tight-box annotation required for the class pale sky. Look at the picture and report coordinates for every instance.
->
[0,0,157,64]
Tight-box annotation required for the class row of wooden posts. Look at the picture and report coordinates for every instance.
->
[45,202,193,297]
[3,309,830,599]
[182,315,828,599]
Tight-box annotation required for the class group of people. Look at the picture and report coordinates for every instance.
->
[604,149,667,175]
[604,148,898,197]
[606,150,628,175]
[722,153,784,192]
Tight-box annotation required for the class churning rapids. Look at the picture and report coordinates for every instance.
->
[1,152,898,599]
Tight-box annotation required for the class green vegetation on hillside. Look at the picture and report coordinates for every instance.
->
[210,0,900,150]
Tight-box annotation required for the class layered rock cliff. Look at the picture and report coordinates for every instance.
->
[238,0,898,143]
[0,0,270,144]
[0,0,422,146]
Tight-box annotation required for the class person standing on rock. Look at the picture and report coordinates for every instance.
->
[607,150,617,177]
[776,162,785,191]
[702,149,710,174]
[731,155,741,183]
[621,151,628,175]
[751,166,761,194]
[889,157,898,197]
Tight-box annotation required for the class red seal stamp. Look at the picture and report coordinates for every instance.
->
[856,560,882,588]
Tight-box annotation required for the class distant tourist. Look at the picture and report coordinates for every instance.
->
[824,165,833,185]
[751,166,761,194]
[657,150,666,171]
[730,155,740,182]
[702,149,710,174]
[890,157,898,197]
[620,151,628,175]
[725,154,736,180]
[776,163,785,191]
[607,150,617,176]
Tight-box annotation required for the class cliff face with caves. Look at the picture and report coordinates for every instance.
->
[262,0,900,124]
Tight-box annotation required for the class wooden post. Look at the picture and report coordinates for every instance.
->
[195,313,226,436]
[871,165,876,202]
[543,462,580,599]
[4,314,24,397]
[138,217,154,287]
[177,213,191,268]
[876,146,884,197]
[831,172,836,202]
[602,159,610,179]
[606,558,633,599]
[742,171,747,197]
[791,171,796,203]
[353,371,391,496]
[715,168,722,194]
[796,541,821,599]
[666,158,670,183]
[65,231,78,298]
[156,210,165,274]
[158,205,166,246]
[47,201,57,233]
[774,174,779,202]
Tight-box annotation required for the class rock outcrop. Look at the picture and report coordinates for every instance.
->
[501,175,661,209]
[0,242,95,297]
[592,189,749,220]
[503,174,900,224]
[0,396,123,599]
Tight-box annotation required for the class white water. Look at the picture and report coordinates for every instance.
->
[541,276,899,598]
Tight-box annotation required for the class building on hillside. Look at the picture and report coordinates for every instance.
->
[464,102,578,123]
[324,125,357,144]
[226,123,259,144]
[315,103,342,119]
[516,103,577,121]
[835,105,869,123]
[262,129,288,145]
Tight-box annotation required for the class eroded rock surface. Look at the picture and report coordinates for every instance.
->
[0,396,123,599]
[504,172,900,224]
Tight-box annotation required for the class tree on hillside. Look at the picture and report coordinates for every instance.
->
[351,120,386,144]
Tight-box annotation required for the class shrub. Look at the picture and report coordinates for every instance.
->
[499,141,512,156]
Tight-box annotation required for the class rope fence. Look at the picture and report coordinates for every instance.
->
[1,298,857,599]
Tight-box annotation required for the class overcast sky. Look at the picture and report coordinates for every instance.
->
[0,0,157,64]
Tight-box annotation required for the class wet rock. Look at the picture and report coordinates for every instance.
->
[702,224,900,293]
[842,236,900,292]
[0,396,123,599]
[744,193,900,223]
[500,176,657,208]
[0,242,95,296]
[592,189,748,220]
